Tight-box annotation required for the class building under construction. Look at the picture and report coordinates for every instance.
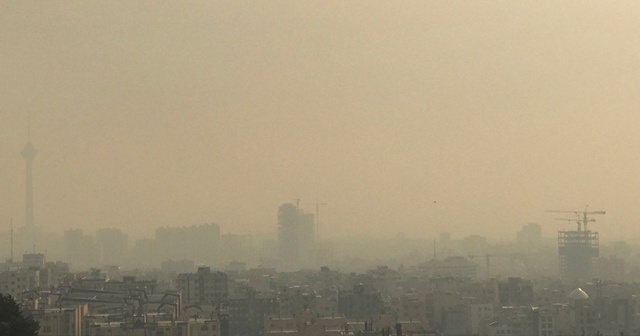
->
[549,208,605,280]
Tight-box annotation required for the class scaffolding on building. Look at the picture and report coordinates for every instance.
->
[547,207,605,280]
[558,230,599,280]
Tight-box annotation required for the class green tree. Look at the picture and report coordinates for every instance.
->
[0,294,39,335]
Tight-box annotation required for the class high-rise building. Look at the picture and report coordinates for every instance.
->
[64,229,99,269]
[558,229,599,280]
[553,209,605,280]
[277,203,314,263]
[96,228,129,266]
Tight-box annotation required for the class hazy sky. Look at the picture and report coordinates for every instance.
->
[2,1,640,240]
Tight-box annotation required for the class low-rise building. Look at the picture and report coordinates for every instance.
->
[0,267,40,298]
[177,266,228,307]
[36,304,88,336]
[338,283,383,320]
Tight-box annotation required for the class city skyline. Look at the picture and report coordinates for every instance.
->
[3,2,640,240]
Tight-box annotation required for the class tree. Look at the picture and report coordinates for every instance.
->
[0,294,39,335]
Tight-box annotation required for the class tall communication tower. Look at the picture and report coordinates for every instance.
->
[22,118,37,229]
[547,206,605,280]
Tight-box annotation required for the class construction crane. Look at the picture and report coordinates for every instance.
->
[554,217,595,231]
[546,206,605,231]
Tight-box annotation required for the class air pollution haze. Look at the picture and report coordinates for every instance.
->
[2,1,640,241]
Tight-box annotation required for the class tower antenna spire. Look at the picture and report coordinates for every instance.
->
[22,116,37,229]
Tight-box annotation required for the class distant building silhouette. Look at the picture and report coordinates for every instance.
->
[64,229,99,269]
[155,223,220,265]
[96,228,128,266]
[277,203,314,263]
[421,256,477,278]
[517,223,542,250]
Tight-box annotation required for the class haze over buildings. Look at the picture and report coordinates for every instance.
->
[4,3,640,336]
[3,2,640,242]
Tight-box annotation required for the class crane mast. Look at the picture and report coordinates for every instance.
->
[546,206,605,231]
